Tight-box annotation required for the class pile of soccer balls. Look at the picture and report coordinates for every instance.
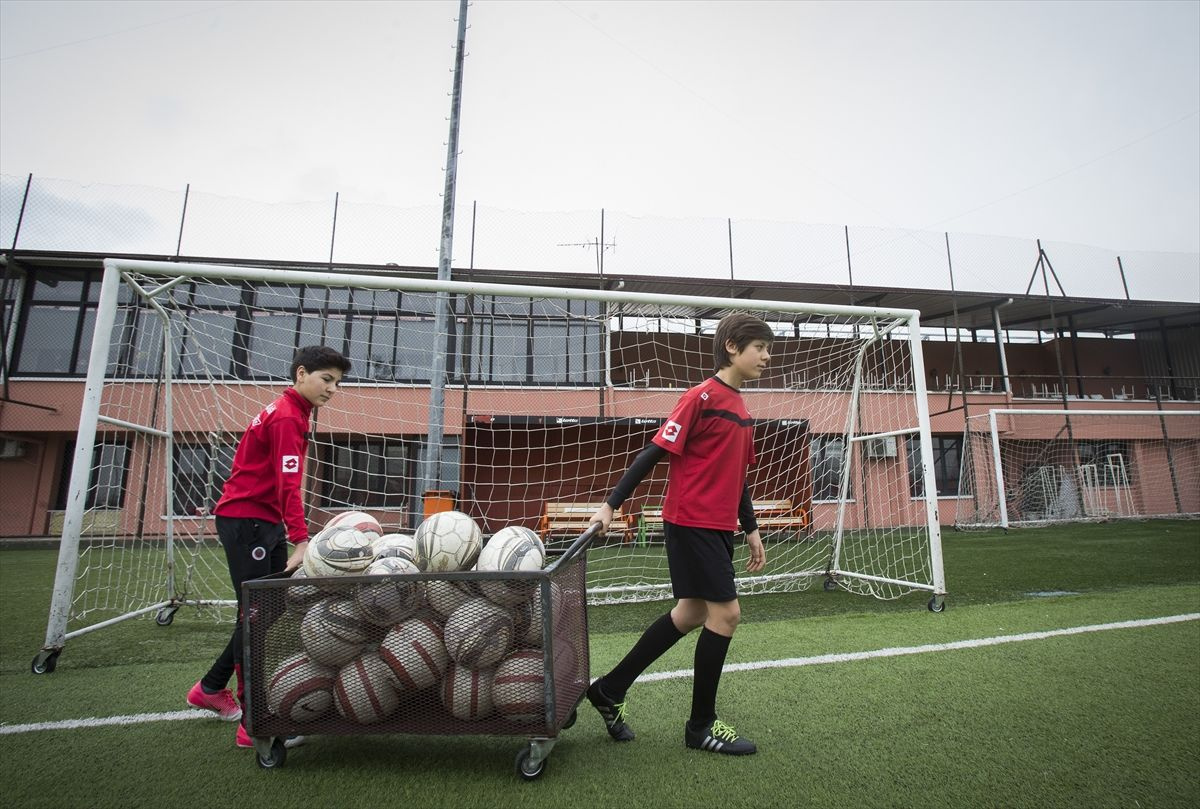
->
[266,509,575,729]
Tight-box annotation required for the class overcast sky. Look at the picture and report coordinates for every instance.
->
[1,0,1198,301]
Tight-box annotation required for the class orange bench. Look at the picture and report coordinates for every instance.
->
[539,502,627,543]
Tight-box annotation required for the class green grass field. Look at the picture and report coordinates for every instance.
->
[1,521,1198,808]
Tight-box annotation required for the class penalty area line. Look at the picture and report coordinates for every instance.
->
[639,611,1200,683]
[3,613,1197,736]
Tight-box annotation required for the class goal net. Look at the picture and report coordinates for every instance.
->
[956,409,1200,529]
[40,259,946,666]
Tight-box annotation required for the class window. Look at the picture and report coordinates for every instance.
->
[321,437,412,510]
[172,441,236,517]
[906,435,968,497]
[1077,441,1132,486]
[810,435,850,501]
[56,440,131,510]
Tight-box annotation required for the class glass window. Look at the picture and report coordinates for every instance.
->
[56,440,130,510]
[321,437,411,509]
[178,311,236,377]
[255,285,302,310]
[30,272,85,302]
[811,435,850,501]
[247,312,298,379]
[907,435,967,497]
[532,322,567,383]
[1077,441,1132,486]
[395,319,439,381]
[172,440,235,516]
[192,282,243,308]
[17,307,79,373]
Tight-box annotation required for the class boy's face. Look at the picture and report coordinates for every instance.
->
[294,365,344,408]
[727,338,771,382]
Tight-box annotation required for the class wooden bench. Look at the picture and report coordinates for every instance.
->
[750,499,810,538]
[539,502,627,543]
[633,499,809,541]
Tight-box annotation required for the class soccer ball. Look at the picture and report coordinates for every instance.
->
[413,510,482,573]
[324,510,382,544]
[373,533,420,567]
[304,525,376,578]
[443,597,515,669]
[354,556,424,626]
[477,525,545,606]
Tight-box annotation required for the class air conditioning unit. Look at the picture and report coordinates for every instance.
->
[863,436,898,459]
[0,438,28,460]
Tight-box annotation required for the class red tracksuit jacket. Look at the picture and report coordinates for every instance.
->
[214,387,313,544]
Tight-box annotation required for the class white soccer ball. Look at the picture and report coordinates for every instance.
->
[267,652,335,723]
[334,652,401,724]
[492,648,545,724]
[304,525,376,578]
[477,526,546,606]
[354,556,424,626]
[414,510,482,573]
[441,662,495,721]
[299,597,369,668]
[324,510,383,544]
[373,533,420,566]
[443,597,515,669]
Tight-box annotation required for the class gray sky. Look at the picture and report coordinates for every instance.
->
[1,0,1198,301]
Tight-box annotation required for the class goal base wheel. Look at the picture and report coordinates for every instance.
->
[822,577,838,592]
[31,649,60,675]
[928,595,946,613]
[155,605,179,626]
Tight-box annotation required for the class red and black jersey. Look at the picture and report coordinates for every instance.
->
[652,376,755,531]
[214,387,313,544]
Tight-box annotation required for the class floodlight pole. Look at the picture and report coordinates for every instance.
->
[422,0,469,519]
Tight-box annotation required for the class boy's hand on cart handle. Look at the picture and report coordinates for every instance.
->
[590,503,614,532]
[285,540,309,572]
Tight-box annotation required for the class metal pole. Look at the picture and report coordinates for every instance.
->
[422,0,470,506]
[988,409,1009,530]
[175,184,190,257]
[1117,256,1131,300]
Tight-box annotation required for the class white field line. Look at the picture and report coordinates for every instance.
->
[3,612,1197,736]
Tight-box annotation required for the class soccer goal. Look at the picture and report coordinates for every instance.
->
[955,408,1200,530]
[34,258,947,672]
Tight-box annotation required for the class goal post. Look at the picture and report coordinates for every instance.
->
[956,408,1200,530]
[35,258,947,671]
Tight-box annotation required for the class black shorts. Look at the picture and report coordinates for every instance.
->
[664,521,737,602]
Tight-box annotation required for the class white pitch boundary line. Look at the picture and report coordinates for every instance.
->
[2,613,1197,736]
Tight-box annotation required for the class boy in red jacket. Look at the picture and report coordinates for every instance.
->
[185,345,350,748]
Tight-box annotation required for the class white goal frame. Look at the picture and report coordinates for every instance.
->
[36,258,947,671]
[958,408,1200,530]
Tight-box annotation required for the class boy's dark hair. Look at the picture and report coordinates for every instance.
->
[290,345,351,383]
[713,313,773,370]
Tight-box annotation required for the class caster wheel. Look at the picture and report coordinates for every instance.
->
[928,596,946,613]
[823,578,838,592]
[31,650,60,674]
[515,747,546,781]
[155,606,179,626]
[562,708,578,730]
[256,738,287,769]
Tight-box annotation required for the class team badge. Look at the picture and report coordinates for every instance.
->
[282,455,300,473]
[661,420,682,443]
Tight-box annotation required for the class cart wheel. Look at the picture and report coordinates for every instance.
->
[515,746,546,781]
[823,578,838,592]
[31,650,60,675]
[155,606,179,626]
[561,708,578,730]
[928,596,946,613]
[256,738,287,769]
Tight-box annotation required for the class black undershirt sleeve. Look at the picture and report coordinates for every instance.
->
[605,443,668,509]
[738,483,758,534]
